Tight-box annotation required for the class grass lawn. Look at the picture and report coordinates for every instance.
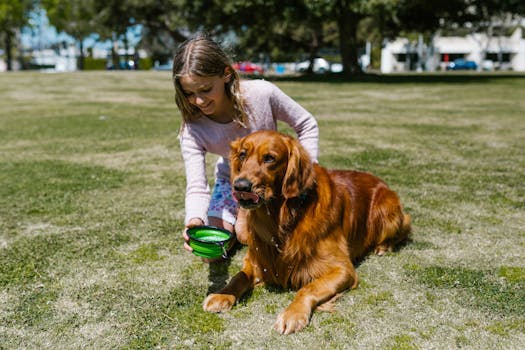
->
[1,71,524,349]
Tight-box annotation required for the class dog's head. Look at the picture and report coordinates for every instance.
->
[230,130,314,209]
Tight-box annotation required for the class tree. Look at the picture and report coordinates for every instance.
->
[92,0,136,69]
[230,1,326,65]
[97,0,203,68]
[391,0,525,69]
[104,0,352,73]
[312,0,525,74]
[332,0,367,75]
[125,0,195,43]
[92,0,525,75]
[211,0,380,75]
[41,0,101,70]
[0,0,34,70]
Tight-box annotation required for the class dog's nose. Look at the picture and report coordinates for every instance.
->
[233,178,252,192]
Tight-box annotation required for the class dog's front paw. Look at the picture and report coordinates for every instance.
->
[202,293,236,313]
[274,308,310,335]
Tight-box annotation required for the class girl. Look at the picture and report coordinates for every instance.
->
[173,34,319,260]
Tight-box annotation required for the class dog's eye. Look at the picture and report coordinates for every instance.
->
[238,150,247,161]
[263,154,276,163]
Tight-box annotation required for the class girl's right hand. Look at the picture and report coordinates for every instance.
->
[183,218,205,252]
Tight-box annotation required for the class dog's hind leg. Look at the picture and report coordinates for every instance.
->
[370,187,411,255]
[374,213,411,255]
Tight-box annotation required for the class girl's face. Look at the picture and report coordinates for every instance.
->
[179,71,232,120]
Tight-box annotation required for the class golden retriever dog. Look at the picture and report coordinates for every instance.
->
[203,130,411,334]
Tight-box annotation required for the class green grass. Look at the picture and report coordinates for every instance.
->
[1,71,524,349]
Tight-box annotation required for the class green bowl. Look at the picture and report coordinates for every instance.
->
[187,225,233,259]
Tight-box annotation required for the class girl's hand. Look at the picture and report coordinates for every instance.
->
[183,218,205,252]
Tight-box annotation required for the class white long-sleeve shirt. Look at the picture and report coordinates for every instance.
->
[179,79,319,224]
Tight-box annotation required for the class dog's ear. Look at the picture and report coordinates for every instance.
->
[282,137,314,199]
[230,138,241,156]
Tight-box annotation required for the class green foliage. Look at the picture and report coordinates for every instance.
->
[138,57,153,70]
[0,0,35,70]
[41,0,99,40]
[9,1,525,75]
[83,57,107,70]
[0,0,33,27]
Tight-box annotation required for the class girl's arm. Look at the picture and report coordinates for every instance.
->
[180,134,210,225]
[269,83,319,162]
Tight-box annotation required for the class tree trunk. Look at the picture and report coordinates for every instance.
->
[307,31,321,73]
[112,33,119,70]
[5,30,13,71]
[167,28,188,43]
[335,1,362,75]
[78,39,85,70]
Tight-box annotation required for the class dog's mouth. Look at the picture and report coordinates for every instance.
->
[232,190,261,208]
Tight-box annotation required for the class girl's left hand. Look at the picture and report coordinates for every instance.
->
[183,217,205,252]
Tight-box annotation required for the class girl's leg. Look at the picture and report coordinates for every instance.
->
[208,177,239,238]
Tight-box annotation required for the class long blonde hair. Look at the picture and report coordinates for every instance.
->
[172,34,248,130]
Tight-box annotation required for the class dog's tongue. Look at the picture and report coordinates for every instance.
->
[233,191,260,203]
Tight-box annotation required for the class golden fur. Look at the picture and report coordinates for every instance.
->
[203,130,411,334]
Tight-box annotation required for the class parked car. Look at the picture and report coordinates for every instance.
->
[481,60,494,71]
[232,61,264,75]
[446,59,478,71]
[295,58,342,74]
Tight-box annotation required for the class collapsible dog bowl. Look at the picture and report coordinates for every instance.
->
[187,226,233,259]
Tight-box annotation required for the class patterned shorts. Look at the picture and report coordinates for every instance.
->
[208,177,238,225]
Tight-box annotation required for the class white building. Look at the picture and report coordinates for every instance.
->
[0,44,148,72]
[381,27,525,73]
[31,45,77,72]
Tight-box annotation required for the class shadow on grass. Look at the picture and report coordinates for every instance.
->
[352,235,413,270]
[206,237,415,300]
[206,242,244,294]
